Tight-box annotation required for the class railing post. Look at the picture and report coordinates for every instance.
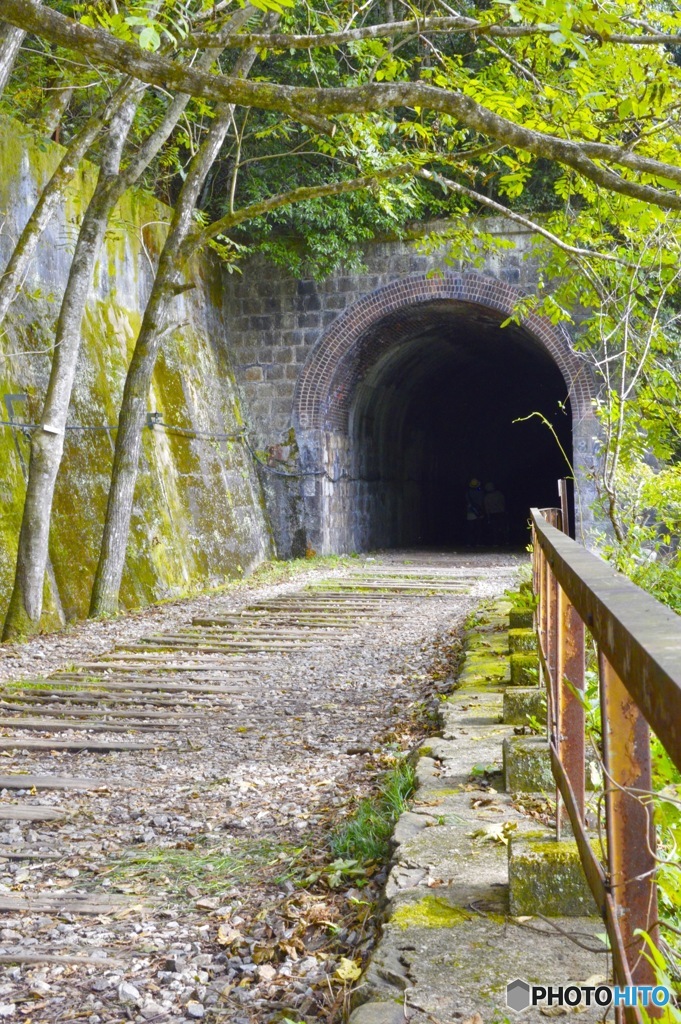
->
[558,478,570,538]
[555,586,585,838]
[545,556,559,725]
[599,653,659,988]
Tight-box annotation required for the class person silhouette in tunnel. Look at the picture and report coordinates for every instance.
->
[465,478,485,546]
[484,482,508,545]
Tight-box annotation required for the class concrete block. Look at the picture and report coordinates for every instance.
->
[508,628,537,654]
[466,632,509,656]
[349,1002,405,1024]
[457,655,510,690]
[508,835,598,916]
[510,652,539,687]
[509,608,533,629]
[503,688,546,726]
[503,736,553,792]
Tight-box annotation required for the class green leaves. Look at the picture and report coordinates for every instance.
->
[79,2,191,51]
[250,0,295,13]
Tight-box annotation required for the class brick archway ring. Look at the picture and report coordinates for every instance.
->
[294,271,595,433]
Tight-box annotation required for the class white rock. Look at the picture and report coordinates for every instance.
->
[185,1001,205,1019]
[141,999,165,1019]
[117,981,141,1005]
[0,1005,15,1018]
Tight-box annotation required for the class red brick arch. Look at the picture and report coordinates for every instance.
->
[294,271,595,432]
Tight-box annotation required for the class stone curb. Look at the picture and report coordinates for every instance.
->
[348,594,605,1024]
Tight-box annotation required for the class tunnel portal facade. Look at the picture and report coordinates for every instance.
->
[222,226,599,556]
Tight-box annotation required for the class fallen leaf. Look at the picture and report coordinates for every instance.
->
[335,957,362,982]
[217,924,242,946]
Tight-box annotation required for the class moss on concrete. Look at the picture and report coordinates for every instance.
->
[503,688,546,727]
[0,115,272,630]
[503,736,554,792]
[510,652,539,687]
[508,628,537,654]
[508,835,599,916]
[465,627,509,649]
[392,895,472,929]
[509,608,534,629]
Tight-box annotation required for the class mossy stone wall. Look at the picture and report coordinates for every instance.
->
[0,117,272,628]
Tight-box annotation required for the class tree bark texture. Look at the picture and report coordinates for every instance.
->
[0,22,25,96]
[42,86,74,138]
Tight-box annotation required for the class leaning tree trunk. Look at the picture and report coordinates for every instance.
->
[0,21,26,96]
[89,110,240,617]
[90,28,262,617]
[42,85,74,138]
[89,112,235,614]
[0,78,136,327]
[2,96,140,640]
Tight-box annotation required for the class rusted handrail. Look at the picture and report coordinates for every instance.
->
[531,508,681,1023]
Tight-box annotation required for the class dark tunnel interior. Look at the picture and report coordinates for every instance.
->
[349,302,573,548]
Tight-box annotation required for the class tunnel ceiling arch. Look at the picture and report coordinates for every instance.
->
[294,272,596,433]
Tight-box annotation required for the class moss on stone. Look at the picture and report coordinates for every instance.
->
[509,608,534,629]
[465,634,508,658]
[503,736,554,792]
[503,688,546,727]
[0,114,272,630]
[510,653,539,687]
[508,628,537,654]
[391,895,472,929]
[508,835,599,916]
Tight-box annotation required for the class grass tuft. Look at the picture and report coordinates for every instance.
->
[331,759,416,864]
[106,838,297,901]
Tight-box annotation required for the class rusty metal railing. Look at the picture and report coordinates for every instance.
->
[531,505,681,1023]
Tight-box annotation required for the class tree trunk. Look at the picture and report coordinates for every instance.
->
[2,97,140,640]
[89,111,239,617]
[0,22,25,96]
[43,86,74,138]
[90,31,262,618]
[0,0,44,95]
[0,79,136,328]
[0,21,234,332]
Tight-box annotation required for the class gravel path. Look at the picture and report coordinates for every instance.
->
[0,550,523,1023]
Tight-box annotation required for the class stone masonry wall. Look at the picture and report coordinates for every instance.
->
[221,223,599,555]
[223,221,543,447]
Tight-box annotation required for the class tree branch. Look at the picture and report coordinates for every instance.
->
[417,168,633,266]
[182,15,681,51]
[3,0,681,210]
[183,162,414,257]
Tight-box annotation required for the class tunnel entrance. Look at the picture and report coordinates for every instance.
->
[350,303,573,548]
[294,273,597,555]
